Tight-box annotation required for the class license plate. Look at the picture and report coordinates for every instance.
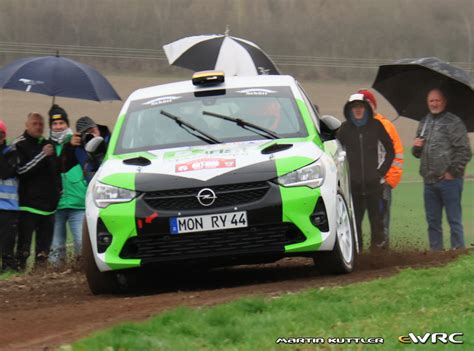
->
[169,211,248,234]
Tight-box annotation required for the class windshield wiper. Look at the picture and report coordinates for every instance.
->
[160,110,220,144]
[202,111,279,140]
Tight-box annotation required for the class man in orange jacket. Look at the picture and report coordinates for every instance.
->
[358,89,404,249]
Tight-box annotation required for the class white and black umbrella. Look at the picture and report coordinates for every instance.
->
[163,33,280,76]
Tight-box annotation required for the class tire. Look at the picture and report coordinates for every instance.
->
[82,219,119,295]
[314,191,356,274]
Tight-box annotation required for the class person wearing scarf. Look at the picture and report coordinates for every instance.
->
[48,105,87,268]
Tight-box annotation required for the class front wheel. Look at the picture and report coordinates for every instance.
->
[314,192,356,274]
[82,219,119,295]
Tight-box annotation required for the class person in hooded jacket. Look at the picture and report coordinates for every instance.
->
[357,89,404,249]
[47,105,88,267]
[337,93,395,251]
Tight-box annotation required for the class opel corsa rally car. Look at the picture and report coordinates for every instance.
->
[83,71,358,294]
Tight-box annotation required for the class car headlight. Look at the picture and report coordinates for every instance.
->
[277,161,325,188]
[93,182,137,208]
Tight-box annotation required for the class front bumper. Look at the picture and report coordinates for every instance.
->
[90,181,328,271]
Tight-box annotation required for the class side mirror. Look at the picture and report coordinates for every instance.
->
[320,115,341,131]
[319,115,341,141]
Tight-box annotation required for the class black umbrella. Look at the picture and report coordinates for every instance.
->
[372,57,474,131]
[163,33,280,76]
[0,55,121,102]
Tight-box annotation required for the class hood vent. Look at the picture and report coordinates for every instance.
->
[261,143,293,155]
[123,156,152,166]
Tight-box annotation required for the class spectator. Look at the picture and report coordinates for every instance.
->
[13,112,61,270]
[48,105,87,268]
[412,88,471,250]
[0,119,19,271]
[68,116,111,181]
[358,89,404,249]
[337,93,395,251]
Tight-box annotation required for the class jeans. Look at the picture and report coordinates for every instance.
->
[17,211,55,270]
[49,209,84,265]
[424,178,464,250]
[381,183,392,248]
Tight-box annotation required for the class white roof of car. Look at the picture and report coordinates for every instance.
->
[128,75,298,102]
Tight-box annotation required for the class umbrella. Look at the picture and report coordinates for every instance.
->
[0,55,121,102]
[372,57,474,131]
[163,33,280,76]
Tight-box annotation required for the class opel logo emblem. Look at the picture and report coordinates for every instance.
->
[196,188,217,207]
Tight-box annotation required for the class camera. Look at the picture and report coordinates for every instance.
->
[81,132,95,146]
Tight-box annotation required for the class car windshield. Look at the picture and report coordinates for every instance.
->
[115,86,308,154]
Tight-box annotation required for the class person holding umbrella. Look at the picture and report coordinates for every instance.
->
[13,112,61,270]
[412,88,471,250]
[47,105,87,268]
[337,93,395,251]
[372,57,474,250]
[357,89,404,249]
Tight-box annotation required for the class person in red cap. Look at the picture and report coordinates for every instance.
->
[358,89,404,249]
[0,119,19,271]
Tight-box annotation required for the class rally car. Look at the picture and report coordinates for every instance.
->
[83,71,358,294]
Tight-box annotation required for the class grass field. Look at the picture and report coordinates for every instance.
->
[70,251,474,351]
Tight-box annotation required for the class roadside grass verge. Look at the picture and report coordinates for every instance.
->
[0,269,18,281]
[71,251,474,351]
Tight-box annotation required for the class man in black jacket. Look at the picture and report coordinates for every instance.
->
[12,112,61,270]
[337,93,395,251]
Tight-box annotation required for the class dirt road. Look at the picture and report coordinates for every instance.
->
[0,250,466,350]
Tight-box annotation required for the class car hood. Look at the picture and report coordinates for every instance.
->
[97,140,323,191]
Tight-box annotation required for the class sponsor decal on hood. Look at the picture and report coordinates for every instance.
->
[176,158,236,173]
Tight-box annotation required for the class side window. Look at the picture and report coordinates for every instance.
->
[297,83,321,133]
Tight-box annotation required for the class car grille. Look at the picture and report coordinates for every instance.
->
[143,181,270,211]
[119,223,306,263]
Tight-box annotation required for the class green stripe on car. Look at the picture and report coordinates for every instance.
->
[275,156,323,252]
[100,199,140,270]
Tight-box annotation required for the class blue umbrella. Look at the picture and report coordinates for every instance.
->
[0,55,121,102]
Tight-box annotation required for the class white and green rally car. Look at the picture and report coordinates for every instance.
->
[83,71,358,294]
